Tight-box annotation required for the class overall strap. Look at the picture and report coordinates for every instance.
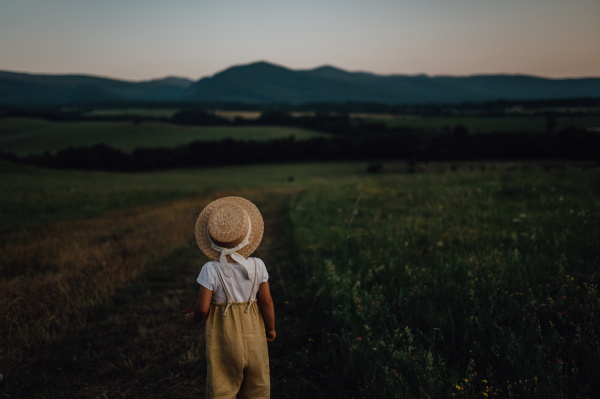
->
[213,261,233,316]
[245,258,258,313]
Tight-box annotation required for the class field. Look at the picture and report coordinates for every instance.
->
[202,110,600,133]
[82,108,181,119]
[3,113,600,157]
[356,115,600,133]
[1,160,598,398]
[0,118,326,155]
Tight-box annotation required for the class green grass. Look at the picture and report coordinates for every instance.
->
[359,115,600,133]
[0,160,368,238]
[1,161,598,397]
[0,118,327,155]
[81,108,181,118]
[277,168,600,397]
[6,242,209,398]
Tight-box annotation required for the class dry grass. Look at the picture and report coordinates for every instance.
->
[0,195,214,372]
[0,187,297,397]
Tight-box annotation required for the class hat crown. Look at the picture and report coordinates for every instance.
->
[208,203,249,248]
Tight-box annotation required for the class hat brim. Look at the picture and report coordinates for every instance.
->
[195,196,264,262]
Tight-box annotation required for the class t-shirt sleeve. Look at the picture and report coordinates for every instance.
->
[256,258,269,283]
[197,263,215,291]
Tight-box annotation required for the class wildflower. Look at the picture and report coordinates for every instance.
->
[464,379,469,382]
[356,336,362,340]
[562,296,567,300]
[481,380,488,383]
[483,394,488,397]
[373,348,377,351]
[558,359,563,364]
[436,241,444,247]
[393,372,397,378]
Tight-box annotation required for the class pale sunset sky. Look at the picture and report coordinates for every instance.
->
[1,0,599,81]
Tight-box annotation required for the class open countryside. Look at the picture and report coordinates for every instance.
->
[2,3,600,394]
[1,159,598,397]
[2,111,600,157]
[0,118,326,155]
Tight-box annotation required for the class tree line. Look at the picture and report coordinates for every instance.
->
[1,125,597,172]
[2,96,599,121]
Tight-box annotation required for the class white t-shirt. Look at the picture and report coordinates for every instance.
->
[197,257,269,303]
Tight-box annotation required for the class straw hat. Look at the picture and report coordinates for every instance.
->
[195,196,264,264]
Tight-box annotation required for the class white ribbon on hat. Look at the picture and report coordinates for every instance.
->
[207,216,254,279]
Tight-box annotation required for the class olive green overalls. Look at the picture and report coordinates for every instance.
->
[205,259,270,399]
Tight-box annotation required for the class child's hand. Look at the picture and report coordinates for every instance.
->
[185,311,198,326]
[266,329,276,342]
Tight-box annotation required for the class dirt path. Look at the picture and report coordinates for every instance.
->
[2,190,297,398]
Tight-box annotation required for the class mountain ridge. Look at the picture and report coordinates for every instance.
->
[1,61,599,106]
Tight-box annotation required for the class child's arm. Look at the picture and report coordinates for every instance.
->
[257,281,276,341]
[185,286,213,326]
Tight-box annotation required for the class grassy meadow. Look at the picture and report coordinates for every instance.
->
[0,118,326,155]
[278,168,599,398]
[0,160,598,398]
[82,108,181,119]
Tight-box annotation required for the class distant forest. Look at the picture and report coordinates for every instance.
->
[1,104,598,171]
[2,97,600,119]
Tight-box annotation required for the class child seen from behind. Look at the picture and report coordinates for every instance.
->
[184,197,275,399]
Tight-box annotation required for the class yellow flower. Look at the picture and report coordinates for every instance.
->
[464,379,469,382]
[483,394,489,397]
[482,380,488,383]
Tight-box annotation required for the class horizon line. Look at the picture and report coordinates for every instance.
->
[2,61,600,82]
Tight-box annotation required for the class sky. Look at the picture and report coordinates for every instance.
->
[1,0,599,81]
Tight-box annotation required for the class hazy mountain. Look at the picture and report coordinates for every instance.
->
[1,62,599,106]
[0,71,194,105]
[186,62,600,104]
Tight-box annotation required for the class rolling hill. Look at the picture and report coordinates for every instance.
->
[1,62,600,106]
[186,62,600,104]
[0,71,194,105]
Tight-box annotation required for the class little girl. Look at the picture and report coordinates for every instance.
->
[184,196,275,399]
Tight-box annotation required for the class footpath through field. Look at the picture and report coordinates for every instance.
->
[0,188,301,398]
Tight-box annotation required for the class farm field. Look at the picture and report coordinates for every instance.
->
[72,108,600,134]
[79,109,315,120]
[0,118,326,155]
[357,115,600,133]
[82,108,181,118]
[196,110,600,133]
[0,160,598,398]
